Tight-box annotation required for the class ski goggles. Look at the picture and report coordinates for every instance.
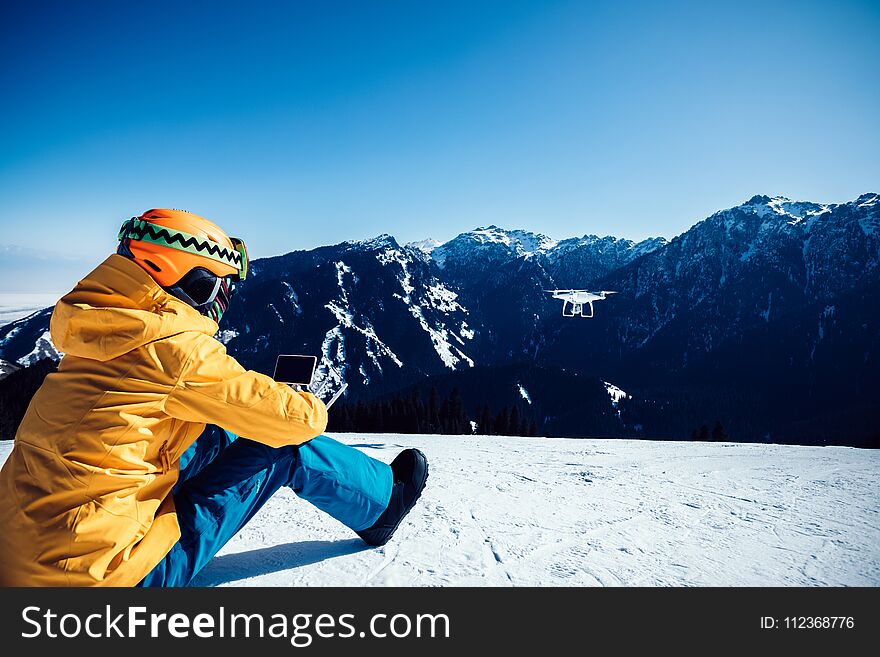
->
[118,217,249,282]
[168,267,230,309]
[230,237,248,281]
[162,265,237,324]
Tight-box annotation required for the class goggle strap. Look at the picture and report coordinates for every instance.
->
[119,218,243,271]
[208,280,233,322]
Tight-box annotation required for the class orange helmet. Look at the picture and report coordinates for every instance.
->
[117,208,248,287]
[117,209,248,322]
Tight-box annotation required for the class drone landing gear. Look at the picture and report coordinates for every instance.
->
[562,301,594,318]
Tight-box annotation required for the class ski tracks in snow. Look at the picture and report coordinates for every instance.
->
[7,435,867,587]
[468,508,514,584]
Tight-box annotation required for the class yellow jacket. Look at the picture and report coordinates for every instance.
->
[0,254,327,586]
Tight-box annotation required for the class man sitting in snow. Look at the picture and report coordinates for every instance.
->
[0,208,428,586]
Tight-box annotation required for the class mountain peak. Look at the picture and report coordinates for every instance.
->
[406,238,442,254]
[726,195,830,223]
[458,226,557,253]
[345,234,400,251]
[856,192,879,207]
[431,226,557,269]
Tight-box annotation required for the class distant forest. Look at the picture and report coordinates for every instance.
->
[328,387,540,436]
[0,359,58,439]
[1,358,877,448]
[0,362,538,439]
[1,359,739,445]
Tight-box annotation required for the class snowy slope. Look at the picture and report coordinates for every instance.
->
[4,435,873,586]
[0,293,61,327]
[0,359,19,380]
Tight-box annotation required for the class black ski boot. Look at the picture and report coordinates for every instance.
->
[357,448,428,547]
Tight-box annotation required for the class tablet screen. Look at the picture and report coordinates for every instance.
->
[273,355,317,385]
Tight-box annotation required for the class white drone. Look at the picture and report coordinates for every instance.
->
[545,289,617,318]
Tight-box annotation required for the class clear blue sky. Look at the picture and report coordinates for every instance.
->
[1,0,878,288]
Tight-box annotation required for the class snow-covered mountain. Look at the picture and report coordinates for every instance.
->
[543,234,668,288]
[0,359,19,381]
[223,235,476,395]
[405,238,442,254]
[430,225,665,288]
[0,308,57,367]
[0,193,877,443]
[424,226,668,363]
[431,225,558,272]
[568,192,880,369]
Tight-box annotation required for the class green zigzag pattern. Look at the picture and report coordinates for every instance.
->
[119,218,242,268]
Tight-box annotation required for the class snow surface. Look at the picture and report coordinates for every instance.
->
[0,358,19,380]
[323,263,403,376]
[406,238,442,254]
[216,329,239,345]
[737,196,831,223]
[18,329,61,366]
[0,294,60,327]
[3,435,873,586]
[603,381,628,405]
[456,226,557,256]
[857,193,879,208]
[378,248,474,370]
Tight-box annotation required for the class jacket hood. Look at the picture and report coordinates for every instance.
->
[50,254,219,361]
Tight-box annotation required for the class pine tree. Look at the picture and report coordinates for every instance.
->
[509,406,521,437]
[374,401,386,432]
[439,398,451,434]
[355,400,369,432]
[478,405,493,435]
[494,406,510,436]
[448,388,468,434]
[410,389,424,433]
[428,386,441,433]
[711,421,729,442]
[341,404,354,431]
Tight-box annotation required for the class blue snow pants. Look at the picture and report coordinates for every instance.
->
[138,426,393,587]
